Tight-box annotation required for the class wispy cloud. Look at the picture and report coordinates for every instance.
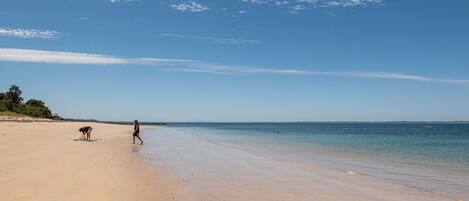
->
[0,27,60,39]
[242,0,290,5]
[291,5,305,10]
[0,48,467,86]
[109,0,139,3]
[242,0,383,11]
[0,48,195,65]
[176,63,469,85]
[160,33,260,45]
[171,1,208,12]
[318,0,383,7]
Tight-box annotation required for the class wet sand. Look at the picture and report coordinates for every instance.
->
[142,127,462,201]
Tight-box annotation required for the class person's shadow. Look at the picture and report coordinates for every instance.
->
[73,138,102,142]
[132,145,142,152]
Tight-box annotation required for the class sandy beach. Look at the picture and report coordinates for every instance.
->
[0,121,186,201]
[1,0,468,200]
[1,121,465,201]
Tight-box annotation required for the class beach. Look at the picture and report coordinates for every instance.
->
[1,121,467,201]
[0,121,188,201]
[1,0,467,200]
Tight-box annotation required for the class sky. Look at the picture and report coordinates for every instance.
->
[0,0,468,122]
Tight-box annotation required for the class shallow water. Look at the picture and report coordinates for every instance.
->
[141,123,469,201]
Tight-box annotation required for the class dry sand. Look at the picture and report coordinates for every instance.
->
[0,121,186,201]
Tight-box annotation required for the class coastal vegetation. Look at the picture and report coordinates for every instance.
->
[0,85,61,119]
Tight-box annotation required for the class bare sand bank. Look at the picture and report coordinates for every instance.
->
[0,121,187,201]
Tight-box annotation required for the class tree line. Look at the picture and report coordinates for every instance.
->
[0,85,61,119]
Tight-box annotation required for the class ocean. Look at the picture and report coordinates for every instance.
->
[141,122,469,200]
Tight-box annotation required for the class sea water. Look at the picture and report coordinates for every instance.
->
[141,122,469,200]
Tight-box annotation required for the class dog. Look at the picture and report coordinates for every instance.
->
[78,126,93,141]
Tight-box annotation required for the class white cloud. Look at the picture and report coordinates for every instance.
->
[319,0,383,7]
[291,4,305,10]
[242,0,287,5]
[160,33,260,44]
[0,27,59,39]
[242,0,383,10]
[179,63,469,85]
[0,47,467,86]
[289,4,305,14]
[162,0,380,13]
[109,0,139,3]
[0,48,195,65]
[171,1,208,12]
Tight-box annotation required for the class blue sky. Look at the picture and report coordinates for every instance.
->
[0,0,468,122]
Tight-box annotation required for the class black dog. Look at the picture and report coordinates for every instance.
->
[79,126,93,141]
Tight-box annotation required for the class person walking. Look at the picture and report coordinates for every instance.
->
[133,120,144,145]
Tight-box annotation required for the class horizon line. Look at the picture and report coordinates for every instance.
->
[60,118,469,124]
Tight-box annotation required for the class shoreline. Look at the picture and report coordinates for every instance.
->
[141,126,464,201]
[0,121,188,201]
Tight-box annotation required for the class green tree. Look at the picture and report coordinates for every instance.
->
[20,99,52,118]
[5,85,23,110]
[1,85,58,119]
[26,99,46,108]
[0,92,6,112]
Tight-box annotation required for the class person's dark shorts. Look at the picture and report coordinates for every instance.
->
[133,131,139,136]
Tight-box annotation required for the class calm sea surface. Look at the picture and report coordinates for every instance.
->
[142,122,469,199]
[169,122,469,165]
